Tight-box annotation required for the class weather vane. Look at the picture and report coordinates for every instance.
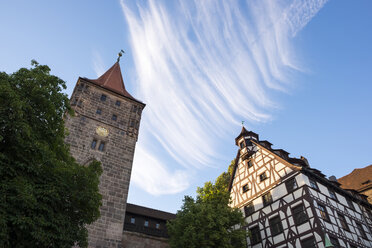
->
[117,49,125,62]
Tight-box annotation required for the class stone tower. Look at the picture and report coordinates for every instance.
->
[65,60,145,247]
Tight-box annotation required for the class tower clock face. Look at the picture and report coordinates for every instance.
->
[96,126,109,137]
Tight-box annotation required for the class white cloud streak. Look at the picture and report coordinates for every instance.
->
[120,0,328,195]
[92,50,106,77]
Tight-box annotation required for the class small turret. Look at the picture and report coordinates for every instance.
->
[235,126,259,157]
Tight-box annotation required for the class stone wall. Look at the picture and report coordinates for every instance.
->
[122,231,170,248]
[65,79,144,248]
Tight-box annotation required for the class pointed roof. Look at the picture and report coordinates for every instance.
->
[83,62,143,104]
[235,126,259,145]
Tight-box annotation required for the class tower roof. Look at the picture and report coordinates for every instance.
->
[235,126,259,145]
[83,62,142,103]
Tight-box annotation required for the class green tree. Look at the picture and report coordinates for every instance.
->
[167,159,246,248]
[0,61,102,248]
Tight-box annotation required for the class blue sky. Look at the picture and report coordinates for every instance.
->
[1,0,372,213]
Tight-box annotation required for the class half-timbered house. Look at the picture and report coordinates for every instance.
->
[229,127,372,248]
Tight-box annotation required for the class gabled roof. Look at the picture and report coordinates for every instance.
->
[82,62,143,104]
[338,165,372,192]
[126,203,176,221]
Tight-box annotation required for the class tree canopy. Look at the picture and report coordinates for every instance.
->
[167,160,247,248]
[0,61,102,248]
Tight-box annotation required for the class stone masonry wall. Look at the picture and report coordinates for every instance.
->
[65,79,144,248]
[122,231,170,248]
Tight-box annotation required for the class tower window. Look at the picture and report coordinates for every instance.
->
[115,100,121,106]
[112,114,117,121]
[262,192,272,206]
[91,140,97,149]
[239,142,244,149]
[285,178,298,192]
[72,98,78,106]
[135,120,139,129]
[100,94,107,101]
[130,119,135,127]
[132,105,137,113]
[137,108,142,115]
[98,142,105,152]
[96,108,102,115]
[259,172,267,182]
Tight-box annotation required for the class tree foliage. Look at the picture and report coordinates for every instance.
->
[0,61,102,247]
[167,159,246,248]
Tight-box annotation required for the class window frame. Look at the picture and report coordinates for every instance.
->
[130,217,135,224]
[242,184,249,193]
[249,226,261,245]
[269,215,283,236]
[262,192,273,207]
[115,100,121,106]
[329,236,340,248]
[244,202,254,217]
[98,142,105,152]
[259,172,268,182]
[91,140,97,149]
[112,114,117,121]
[317,203,330,222]
[144,220,149,227]
[247,160,253,168]
[328,189,338,201]
[96,108,102,115]
[300,236,316,248]
[100,94,107,101]
[338,213,349,231]
[309,178,319,191]
[292,204,309,226]
[356,222,367,239]
[285,177,298,193]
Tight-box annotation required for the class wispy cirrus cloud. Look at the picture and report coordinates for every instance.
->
[120,0,328,195]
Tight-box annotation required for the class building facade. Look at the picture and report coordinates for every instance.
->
[122,203,175,248]
[65,61,145,247]
[229,127,372,248]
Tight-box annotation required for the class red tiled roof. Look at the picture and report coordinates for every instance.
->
[338,165,372,192]
[84,62,141,103]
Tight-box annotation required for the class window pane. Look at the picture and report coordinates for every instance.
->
[242,184,249,193]
[98,142,105,151]
[112,114,117,121]
[96,108,101,114]
[286,178,298,192]
[292,204,308,226]
[244,202,254,217]
[130,217,135,224]
[269,216,283,236]
[263,192,272,206]
[100,94,107,101]
[247,160,253,168]
[250,226,261,245]
[91,140,97,149]
[329,237,340,248]
[301,237,316,248]
[115,100,121,106]
[144,220,149,227]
